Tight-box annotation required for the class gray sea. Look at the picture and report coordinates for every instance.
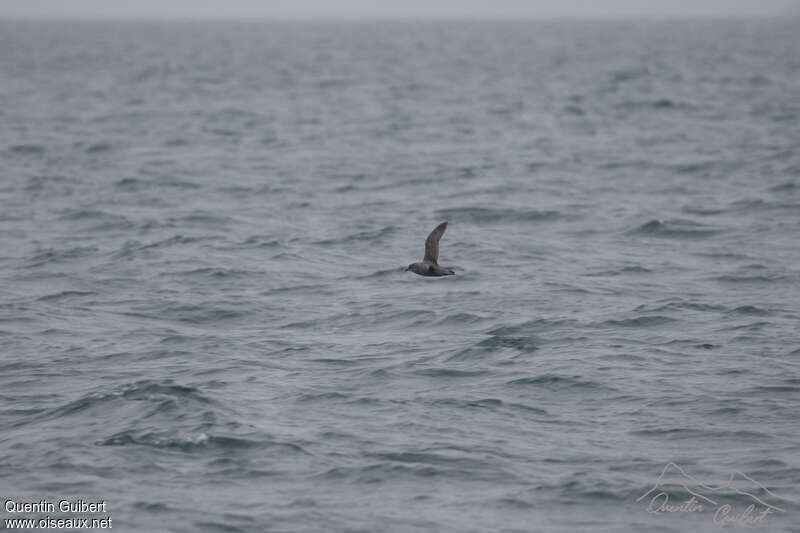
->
[1,18,799,532]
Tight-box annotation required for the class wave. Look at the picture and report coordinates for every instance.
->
[97,431,308,455]
[629,219,722,239]
[114,177,144,190]
[669,161,716,175]
[727,305,771,316]
[630,427,769,440]
[319,463,449,481]
[313,225,396,246]
[556,479,628,502]
[634,301,725,313]
[113,235,216,258]
[432,312,485,326]
[56,209,118,221]
[616,98,692,112]
[437,206,561,224]
[54,209,132,231]
[356,267,405,280]
[585,265,651,277]
[414,368,489,378]
[748,382,800,394]
[475,333,539,352]
[22,380,216,427]
[507,374,614,392]
[121,304,247,324]
[241,236,281,248]
[768,181,797,192]
[681,204,728,216]
[430,397,549,416]
[713,273,790,284]
[161,267,256,279]
[446,319,580,362]
[36,290,97,302]
[173,212,236,226]
[26,246,98,267]
[83,142,112,154]
[445,329,543,361]
[595,315,677,328]
[8,144,45,155]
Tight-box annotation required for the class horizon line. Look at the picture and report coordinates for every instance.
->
[2,12,799,23]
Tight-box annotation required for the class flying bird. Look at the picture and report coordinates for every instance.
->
[406,221,455,277]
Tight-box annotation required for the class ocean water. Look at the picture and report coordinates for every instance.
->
[1,18,799,532]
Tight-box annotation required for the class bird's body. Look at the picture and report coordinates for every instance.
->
[406,221,454,277]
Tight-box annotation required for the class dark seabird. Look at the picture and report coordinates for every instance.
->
[406,221,455,277]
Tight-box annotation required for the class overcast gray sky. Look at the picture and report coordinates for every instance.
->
[2,0,798,19]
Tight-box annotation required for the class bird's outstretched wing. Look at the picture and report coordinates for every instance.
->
[423,221,448,264]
